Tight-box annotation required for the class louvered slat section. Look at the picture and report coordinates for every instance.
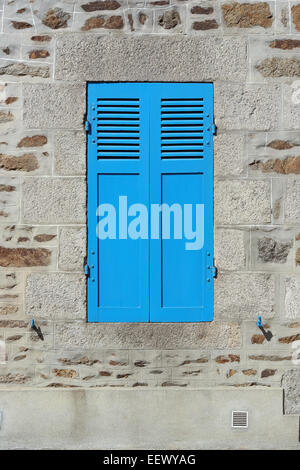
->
[96,98,140,159]
[161,98,204,159]
[232,411,248,428]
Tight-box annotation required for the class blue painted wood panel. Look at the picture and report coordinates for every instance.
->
[149,83,214,322]
[87,83,150,322]
[87,83,214,322]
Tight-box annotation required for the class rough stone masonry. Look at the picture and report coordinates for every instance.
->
[0,0,298,422]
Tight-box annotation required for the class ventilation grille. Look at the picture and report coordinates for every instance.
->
[96,98,140,159]
[232,411,248,428]
[160,98,204,159]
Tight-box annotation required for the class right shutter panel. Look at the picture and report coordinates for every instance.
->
[149,83,214,322]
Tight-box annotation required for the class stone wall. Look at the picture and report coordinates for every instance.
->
[0,0,299,416]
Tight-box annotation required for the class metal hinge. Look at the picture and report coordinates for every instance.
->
[212,265,218,279]
[206,252,218,282]
[85,120,91,134]
[84,264,90,277]
[212,123,217,136]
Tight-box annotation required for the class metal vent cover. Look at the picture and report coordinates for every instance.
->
[232,411,248,428]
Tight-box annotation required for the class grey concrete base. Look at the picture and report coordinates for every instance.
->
[0,388,298,450]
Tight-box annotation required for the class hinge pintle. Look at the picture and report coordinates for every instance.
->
[84,264,90,277]
[85,120,91,133]
[212,123,217,136]
[212,265,217,279]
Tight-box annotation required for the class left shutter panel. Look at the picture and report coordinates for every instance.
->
[87,83,150,322]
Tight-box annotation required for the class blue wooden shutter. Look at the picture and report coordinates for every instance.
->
[149,83,214,322]
[87,83,214,322]
[87,83,150,322]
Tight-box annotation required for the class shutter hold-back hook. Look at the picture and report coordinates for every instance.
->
[30,319,44,341]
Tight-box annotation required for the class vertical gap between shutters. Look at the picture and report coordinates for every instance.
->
[148,85,151,322]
